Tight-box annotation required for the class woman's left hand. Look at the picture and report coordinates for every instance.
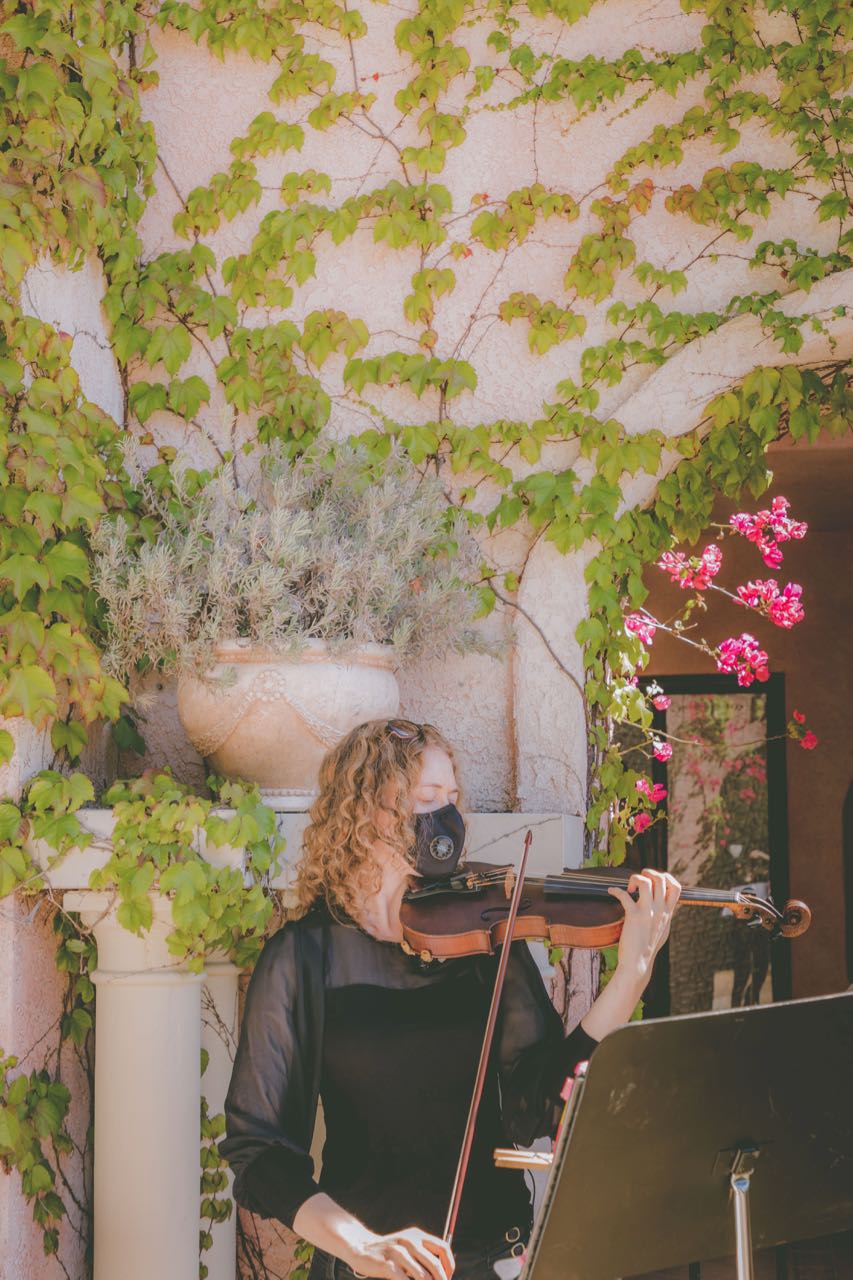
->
[607,868,681,989]
[580,868,682,1042]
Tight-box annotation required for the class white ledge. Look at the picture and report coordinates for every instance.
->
[28,810,584,891]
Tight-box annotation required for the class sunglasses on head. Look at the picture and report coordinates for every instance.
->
[385,718,437,742]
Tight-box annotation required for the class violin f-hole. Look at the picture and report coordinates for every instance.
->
[480,899,532,922]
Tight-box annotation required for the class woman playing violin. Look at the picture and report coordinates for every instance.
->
[220,719,681,1280]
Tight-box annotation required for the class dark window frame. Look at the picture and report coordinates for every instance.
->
[631,671,792,1016]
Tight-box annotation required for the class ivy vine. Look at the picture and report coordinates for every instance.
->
[0,0,850,1271]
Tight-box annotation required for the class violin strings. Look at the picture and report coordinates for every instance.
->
[545,877,747,898]
[466,867,773,910]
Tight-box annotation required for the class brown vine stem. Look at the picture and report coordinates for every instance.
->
[489,584,589,722]
[14,1008,64,1069]
[238,1211,292,1280]
[296,74,415,185]
[50,1128,90,1225]
[149,154,240,475]
[201,984,238,1060]
[451,247,510,362]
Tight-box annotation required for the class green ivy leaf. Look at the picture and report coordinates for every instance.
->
[0,555,49,600]
[60,485,105,527]
[63,1007,93,1048]
[167,376,211,419]
[128,381,168,424]
[49,720,88,760]
[0,357,24,392]
[116,892,154,936]
[0,1105,22,1149]
[111,713,147,755]
[0,844,31,896]
[147,325,192,375]
[43,542,90,588]
[0,666,58,722]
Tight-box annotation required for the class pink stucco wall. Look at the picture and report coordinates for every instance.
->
[3,1,851,1275]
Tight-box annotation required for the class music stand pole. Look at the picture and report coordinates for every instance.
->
[730,1148,759,1280]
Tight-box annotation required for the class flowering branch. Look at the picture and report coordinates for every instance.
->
[612,496,818,849]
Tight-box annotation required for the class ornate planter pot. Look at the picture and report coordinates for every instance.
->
[176,639,400,808]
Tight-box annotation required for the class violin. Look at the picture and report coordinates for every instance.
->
[400,860,811,962]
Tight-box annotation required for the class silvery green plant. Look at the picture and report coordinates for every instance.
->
[91,441,491,681]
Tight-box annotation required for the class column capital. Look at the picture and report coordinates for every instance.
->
[63,889,205,979]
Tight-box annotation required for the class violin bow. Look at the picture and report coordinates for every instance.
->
[442,828,534,1246]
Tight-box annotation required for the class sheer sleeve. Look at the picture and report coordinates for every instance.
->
[488,943,599,1147]
[218,920,324,1229]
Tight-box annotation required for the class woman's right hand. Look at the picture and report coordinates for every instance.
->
[292,1192,454,1280]
[344,1226,455,1280]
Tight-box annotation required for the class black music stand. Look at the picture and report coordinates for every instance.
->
[521,992,853,1280]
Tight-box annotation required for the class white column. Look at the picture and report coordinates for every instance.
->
[64,890,206,1280]
[201,954,240,1280]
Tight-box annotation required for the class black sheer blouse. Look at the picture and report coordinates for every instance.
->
[219,902,598,1245]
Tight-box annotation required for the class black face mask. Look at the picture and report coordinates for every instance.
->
[411,803,466,879]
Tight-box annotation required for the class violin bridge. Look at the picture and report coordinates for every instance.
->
[504,868,516,900]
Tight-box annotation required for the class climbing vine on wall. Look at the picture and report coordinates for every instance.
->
[0,0,851,1270]
[1,0,850,790]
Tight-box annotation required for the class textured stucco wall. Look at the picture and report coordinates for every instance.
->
[4,1,851,1276]
[125,1,842,808]
[15,2,847,816]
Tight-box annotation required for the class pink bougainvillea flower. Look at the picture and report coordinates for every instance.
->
[625,613,656,645]
[729,497,807,568]
[652,693,671,711]
[633,812,653,833]
[697,542,723,583]
[652,740,673,762]
[737,584,758,607]
[635,778,666,802]
[658,544,722,590]
[768,583,804,628]
[716,633,770,687]
[800,730,818,750]
[736,579,804,628]
[792,709,806,723]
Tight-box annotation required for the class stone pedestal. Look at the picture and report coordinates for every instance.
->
[64,891,206,1280]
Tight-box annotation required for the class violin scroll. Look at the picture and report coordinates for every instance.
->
[779,900,811,938]
[730,891,812,939]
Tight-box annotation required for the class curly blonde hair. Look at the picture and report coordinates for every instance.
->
[293,719,463,918]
